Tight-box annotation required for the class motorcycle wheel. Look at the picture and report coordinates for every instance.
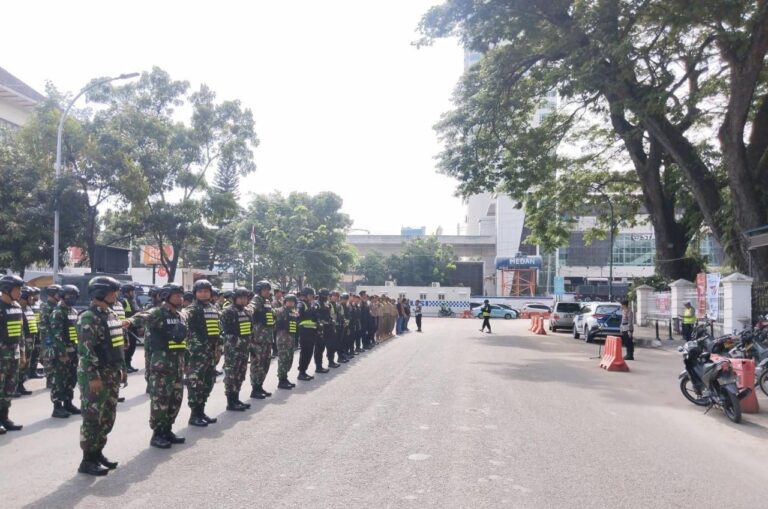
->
[758,370,768,397]
[679,374,708,407]
[720,387,742,424]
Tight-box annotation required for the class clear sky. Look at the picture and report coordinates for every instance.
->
[3,0,468,235]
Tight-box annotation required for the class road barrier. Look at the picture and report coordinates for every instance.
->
[529,317,535,331]
[710,355,759,413]
[599,335,629,372]
[533,316,547,335]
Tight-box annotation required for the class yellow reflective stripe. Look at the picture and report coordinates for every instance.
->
[298,320,316,329]
[205,319,220,336]
[265,311,275,326]
[169,341,186,350]
[68,326,79,343]
[7,321,22,337]
[239,321,252,336]
[28,317,39,333]
[124,301,132,313]
[288,321,297,333]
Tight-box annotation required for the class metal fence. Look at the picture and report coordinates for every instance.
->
[752,282,768,323]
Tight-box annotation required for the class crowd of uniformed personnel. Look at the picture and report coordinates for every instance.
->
[0,274,409,476]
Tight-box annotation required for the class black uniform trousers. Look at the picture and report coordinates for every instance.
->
[298,328,317,372]
[481,317,491,332]
[313,327,327,368]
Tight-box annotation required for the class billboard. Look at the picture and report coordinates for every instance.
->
[495,255,543,270]
[141,245,174,265]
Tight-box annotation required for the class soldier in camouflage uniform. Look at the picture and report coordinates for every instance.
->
[39,284,62,388]
[0,275,25,434]
[14,287,37,396]
[274,294,298,389]
[221,287,253,411]
[49,285,82,418]
[329,290,348,364]
[76,277,126,476]
[27,287,43,379]
[185,279,220,426]
[248,280,274,399]
[314,289,332,372]
[341,293,356,359]
[135,284,188,448]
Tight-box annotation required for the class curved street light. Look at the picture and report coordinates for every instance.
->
[590,183,616,300]
[52,72,140,280]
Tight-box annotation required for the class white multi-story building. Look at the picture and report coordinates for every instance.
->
[0,66,44,127]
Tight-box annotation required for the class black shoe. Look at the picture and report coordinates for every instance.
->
[64,400,81,415]
[16,383,32,396]
[126,366,139,374]
[78,459,109,476]
[201,408,217,424]
[226,393,247,411]
[328,362,341,369]
[315,367,329,374]
[150,430,172,448]
[278,379,293,390]
[625,356,635,361]
[250,386,266,399]
[261,386,272,397]
[188,407,208,427]
[164,429,186,444]
[28,371,43,379]
[297,372,313,381]
[118,396,125,403]
[52,401,70,419]
[0,408,22,431]
[339,356,349,363]
[215,369,224,377]
[0,424,5,435]
[98,453,118,469]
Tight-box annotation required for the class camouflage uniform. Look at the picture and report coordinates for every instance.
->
[0,299,24,413]
[18,303,38,385]
[49,302,79,404]
[221,304,252,393]
[185,300,221,408]
[248,295,274,387]
[77,305,124,455]
[126,307,154,389]
[274,305,298,380]
[144,304,187,431]
[39,298,56,385]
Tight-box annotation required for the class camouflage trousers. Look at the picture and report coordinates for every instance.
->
[224,335,249,393]
[42,338,54,385]
[276,331,294,380]
[16,335,39,384]
[186,344,216,407]
[50,349,78,403]
[77,366,120,454]
[249,328,272,387]
[149,350,184,431]
[0,356,19,410]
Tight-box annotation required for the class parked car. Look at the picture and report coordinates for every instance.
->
[473,304,518,320]
[572,302,622,342]
[549,302,583,332]
[520,303,552,317]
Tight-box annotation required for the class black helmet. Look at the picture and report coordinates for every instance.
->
[46,284,63,298]
[340,293,350,300]
[300,287,316,297]
[30,286,41,295]
[88,276,121,300]
[148,287,159,297]
[233,287,250,299]
[255,280,272,292]
[223,290,234,300]
[330,290,340,297]
[61,285,80,298]
[0,275,25,293]
[273,284,283,293]
[211,287,221,297]
[20,286,34,300]
[159,284,184,302]
[318,288,330,298]
[183,291,194,301]
[284,294,298,304]
[193,279,213,293]
[120,283,135,294]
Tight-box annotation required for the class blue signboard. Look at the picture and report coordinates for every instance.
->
[553,276,565,295]
[494,256,543,270]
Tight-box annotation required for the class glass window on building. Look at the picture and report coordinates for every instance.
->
[699,235,723,266]
[419,293,427,300]
[612,233,655,266]
[438,293,446,301]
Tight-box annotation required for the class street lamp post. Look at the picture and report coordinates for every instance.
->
[52,73,140,281]
[591,184,615,301]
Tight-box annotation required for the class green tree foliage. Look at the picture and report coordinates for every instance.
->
[356,251,390,285]
[387,236,457,286]
[238,191,355,290]
[419,0,768,280]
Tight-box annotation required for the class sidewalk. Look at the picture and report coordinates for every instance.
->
[633,323,686,349]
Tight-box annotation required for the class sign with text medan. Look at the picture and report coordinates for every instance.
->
[141,245,174,266]
[495,256,543,270]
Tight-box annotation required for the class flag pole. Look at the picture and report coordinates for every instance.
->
[251,225,256,290]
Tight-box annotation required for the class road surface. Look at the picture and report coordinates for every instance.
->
[2,318,767,508]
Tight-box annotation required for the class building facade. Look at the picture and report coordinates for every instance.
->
[0,66,44,127]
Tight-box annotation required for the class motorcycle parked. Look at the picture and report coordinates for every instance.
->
[438,304,455,318]
[678,336,751,423]
[727,328,768,397]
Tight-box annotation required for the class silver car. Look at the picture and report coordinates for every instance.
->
[572,302,622,342]
[548,302,583,332]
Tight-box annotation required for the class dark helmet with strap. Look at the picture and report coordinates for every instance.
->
[211,287,221,297]
[30,286,41,295]
[159,284,184,302]
[255,280,272,292]
[61,284,80,298]
[45,284,63,298]
[183,291,194,301]
[20,286,34,300]
[233,287,250,299]
[193,279,213,294]
[88,276,121,300]
[223,290,234,300]
[340,293,350,300]
[120,283,135,294]
[318,288,330,298]
[0,275,25,293]
[148,287,159,298]
[300,287,316,297]
[284,293,298,304]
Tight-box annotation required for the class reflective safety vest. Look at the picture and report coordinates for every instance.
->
[149,313,187,351]
[238,311,252,337]
[106,317,125,349]
[683,307,696,325]
[23,306,39,335]
[124,299,133,314]
[67,308,79,344]
[299,320,317,329]
[288,317,298,334]
[204,309,220,338]
[2,304,23,340]
[112,300,126,321]
[482,306,491,317]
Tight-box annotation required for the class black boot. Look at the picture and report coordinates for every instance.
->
[250,385,266,399]
[0,407,22,431]
[52,401,70,419]
[0,424,5,434]
[64,400,81,415]
[328,361,341,368]
[200,405,217,424]
[98,451,118,469]
[188,406,208,427]
[226,392,247,411]
[150,429,172,448]
[297,371,313,381]
[16,382,32,396]
[78,452,109,476]
[259,385,272,397]
[278,378,293,390]
[164,428,186,444]
[315,366,330,373]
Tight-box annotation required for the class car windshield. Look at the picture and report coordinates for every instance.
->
[556,303,581,313]
[595,305,620,315]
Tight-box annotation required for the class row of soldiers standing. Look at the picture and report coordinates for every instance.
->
[0,274,384,476]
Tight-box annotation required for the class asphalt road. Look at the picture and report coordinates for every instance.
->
[2,318,767,508]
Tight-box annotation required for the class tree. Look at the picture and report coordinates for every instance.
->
[356,251,390,285]
[419,0,768,279]
[387,236,457,286]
